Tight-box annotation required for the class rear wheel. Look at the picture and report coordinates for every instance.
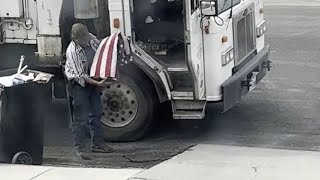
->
[100,72,156,142]
[12,152,32,165]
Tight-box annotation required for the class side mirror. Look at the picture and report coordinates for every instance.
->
[200,0,217,16]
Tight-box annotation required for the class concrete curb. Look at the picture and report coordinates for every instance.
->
[0,164,144,180]
[264,0,320,6]
[130,145,320,180]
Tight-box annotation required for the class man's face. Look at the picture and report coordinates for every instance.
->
[77,39,90,47]
[71,23,92,47]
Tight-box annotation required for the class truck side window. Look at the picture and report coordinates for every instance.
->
[191,0,199,13]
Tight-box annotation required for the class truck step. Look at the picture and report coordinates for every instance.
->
[169,71,193,90]
[167,66,188,72]
[171,91,193,100]
[173,110,205,119]
[172,100,206,120]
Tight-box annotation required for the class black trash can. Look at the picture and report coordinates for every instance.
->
[0,69,53,165]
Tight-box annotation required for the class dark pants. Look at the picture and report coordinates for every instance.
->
[68,82,104,151]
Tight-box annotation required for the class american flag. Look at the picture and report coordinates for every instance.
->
[90,32,132,79]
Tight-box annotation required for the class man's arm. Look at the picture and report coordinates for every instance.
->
[83,75,104,86]
[89,33,101,52]
[66,47,103,87]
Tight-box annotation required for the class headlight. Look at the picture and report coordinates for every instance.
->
[256,21,267,37]
[221,47,234,66]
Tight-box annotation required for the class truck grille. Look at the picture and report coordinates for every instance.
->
[233,3,256,65]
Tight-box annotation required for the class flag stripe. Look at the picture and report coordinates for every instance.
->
[95,37,109,77]
[90,38,108,77]
[110,33,119,77]
[99,36,113,77]
[105,33,118,77]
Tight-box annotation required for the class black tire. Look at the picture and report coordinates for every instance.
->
[12,152,33,165]
[101,72,157,142]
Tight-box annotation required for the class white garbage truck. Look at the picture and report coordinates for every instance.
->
[0,0,271,141]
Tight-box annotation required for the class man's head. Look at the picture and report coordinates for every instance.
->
[71,23,92,47]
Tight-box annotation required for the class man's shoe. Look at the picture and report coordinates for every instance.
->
[91,145,115,153]
[76,151,92,160]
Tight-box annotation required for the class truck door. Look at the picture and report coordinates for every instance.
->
[185,0,206,100]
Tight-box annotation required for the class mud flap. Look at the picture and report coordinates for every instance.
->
[222,45,271,112]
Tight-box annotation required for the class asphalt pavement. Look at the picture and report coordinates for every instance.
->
[200,3,320,150]
[44,2,320,169]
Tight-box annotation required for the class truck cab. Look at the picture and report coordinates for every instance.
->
[0,0,271,141]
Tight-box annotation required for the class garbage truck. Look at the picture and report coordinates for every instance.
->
[0,0,271,141]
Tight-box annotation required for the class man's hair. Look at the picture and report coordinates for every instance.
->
[71,23,91,43]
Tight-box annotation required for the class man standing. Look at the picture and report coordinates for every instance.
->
[65,23,113,160]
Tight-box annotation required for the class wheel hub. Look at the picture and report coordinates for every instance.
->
[108,96,123,112]
[101,83,138,128]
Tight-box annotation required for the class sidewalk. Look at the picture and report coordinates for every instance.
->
[3,145,320,180]
[131,145,320,180]
[265,0,320,6]
[0,165,143,180]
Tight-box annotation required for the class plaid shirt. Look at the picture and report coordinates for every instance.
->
[65,34,100,87]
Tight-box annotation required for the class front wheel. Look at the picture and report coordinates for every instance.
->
[100,72,156,142]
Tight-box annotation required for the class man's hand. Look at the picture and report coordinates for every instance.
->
[96,79,107,87]
[85,76,116,87]
[96,79,116,87]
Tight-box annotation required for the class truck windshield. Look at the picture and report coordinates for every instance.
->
[217,0,241,14]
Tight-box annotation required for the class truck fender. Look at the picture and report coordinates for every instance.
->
[129,54,169,103]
